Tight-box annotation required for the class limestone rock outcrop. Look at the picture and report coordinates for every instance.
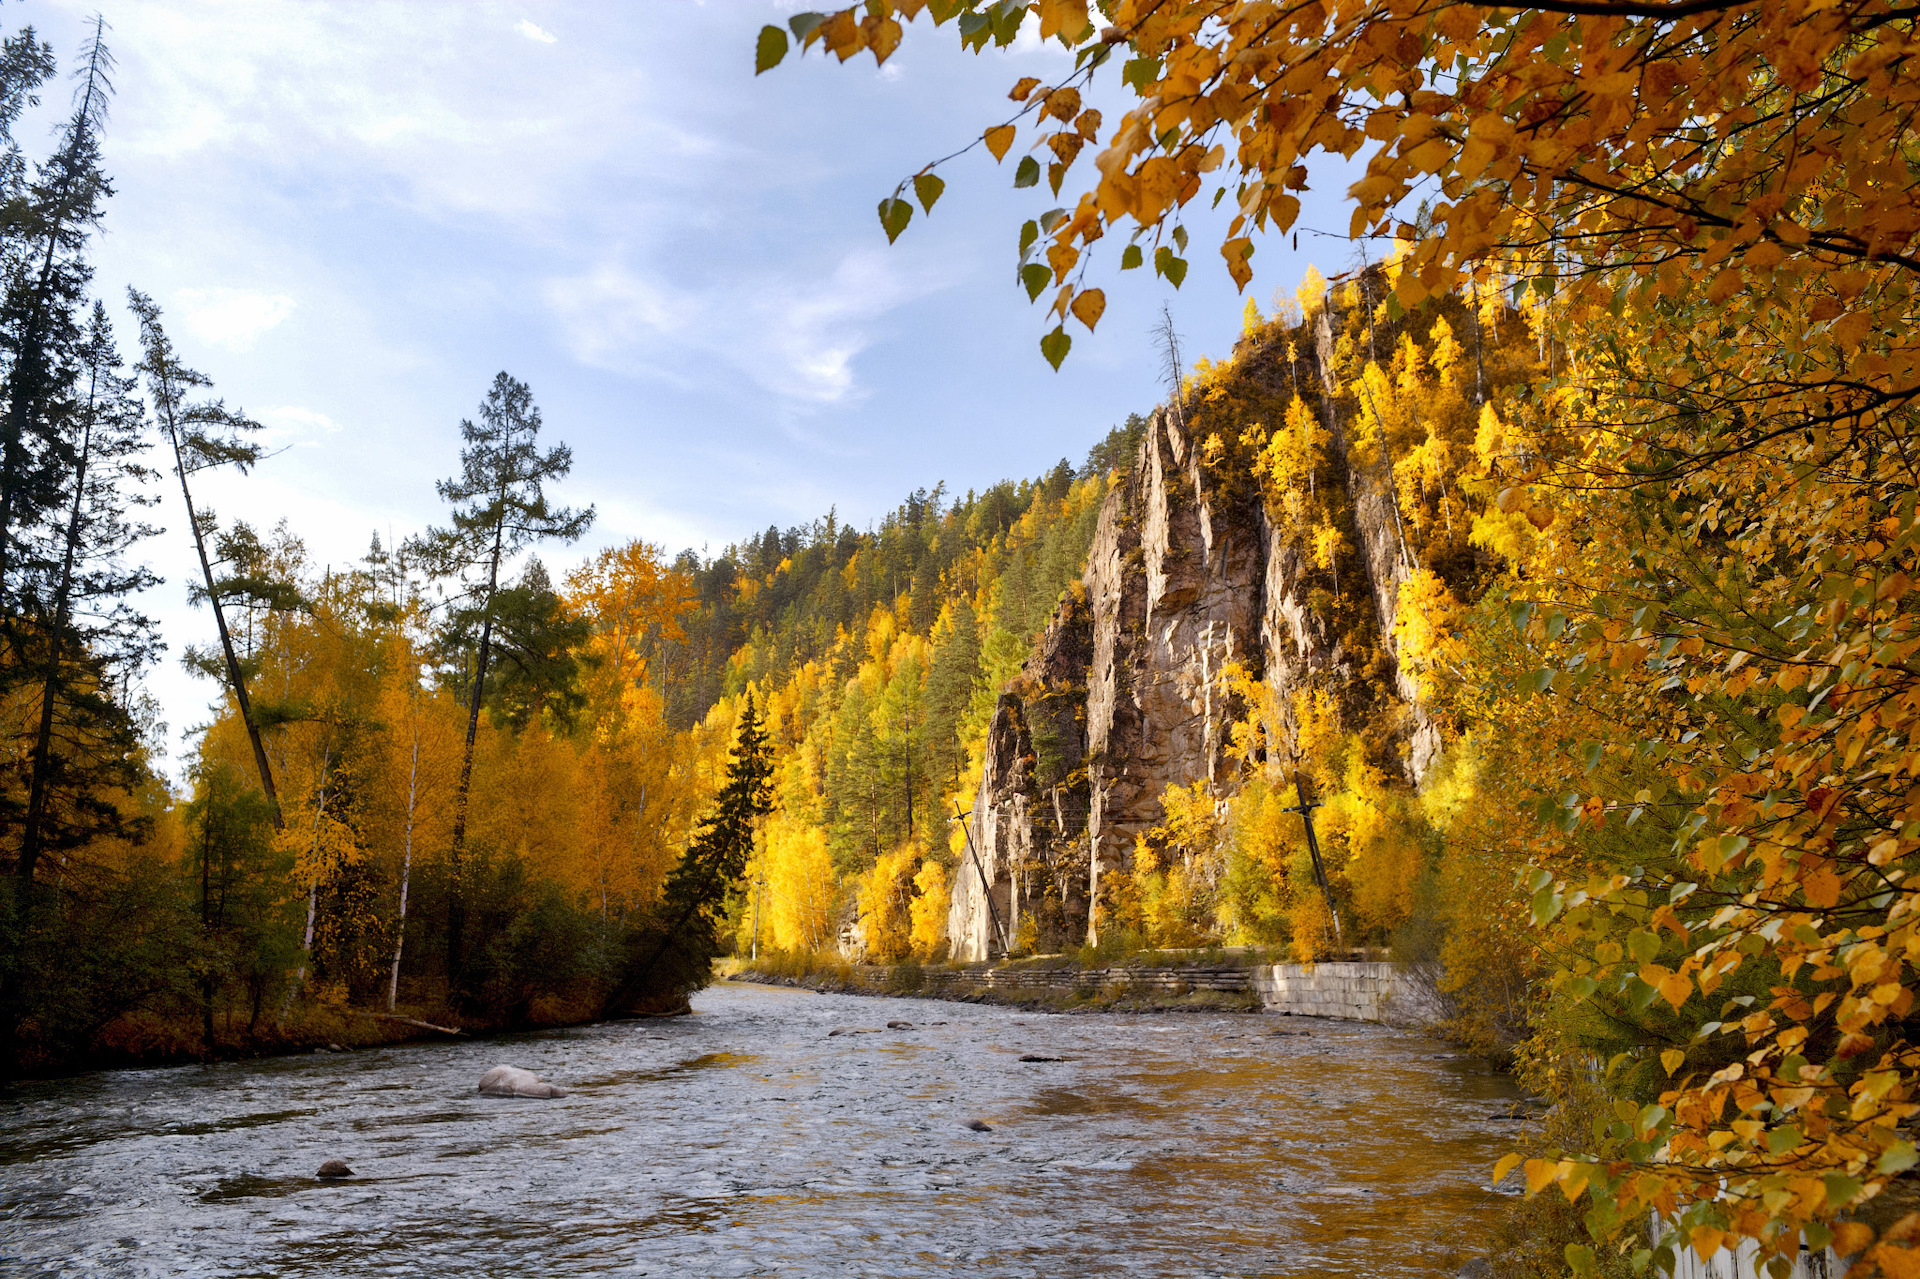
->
[948,335,1438,960]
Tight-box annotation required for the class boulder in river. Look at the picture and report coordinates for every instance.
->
[316,1159,353,1178]
[478,1065,567,1098]
[963,1119,993,1132]
[886,1020,913,1030]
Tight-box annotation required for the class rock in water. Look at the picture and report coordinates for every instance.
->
[316,1159,352,1178]
[886,1020,913,1030]
[477,1065,567,1098]
[1018,1054,1062,1062]
[963,1119,993,1132]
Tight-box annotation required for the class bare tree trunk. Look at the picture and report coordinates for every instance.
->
[387,727,420,1011]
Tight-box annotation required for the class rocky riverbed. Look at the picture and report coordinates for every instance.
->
[0,981,1525,1277]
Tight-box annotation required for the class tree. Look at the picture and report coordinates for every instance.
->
[129,288,283,829]
[14,302,158,885]
[408,372,592,998]
[0,22,98,671]
[610,692,773,1011]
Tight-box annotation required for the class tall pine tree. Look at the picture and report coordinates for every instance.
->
[408,372,591,998]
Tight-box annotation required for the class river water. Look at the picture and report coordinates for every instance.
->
[0,981,1526,1278]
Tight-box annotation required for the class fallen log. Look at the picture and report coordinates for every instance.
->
[352,1010,465,1036]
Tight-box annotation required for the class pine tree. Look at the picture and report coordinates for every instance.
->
[128,289,282,829]
[407,372,592,997]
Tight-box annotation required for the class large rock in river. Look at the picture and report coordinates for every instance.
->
[478,1065,566,1098]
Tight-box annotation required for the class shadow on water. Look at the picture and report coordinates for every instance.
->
[0,1107,318,1166]
[1023,1086,1158,1118]
[199,1172,367,1203]
[571,1051,756,1091]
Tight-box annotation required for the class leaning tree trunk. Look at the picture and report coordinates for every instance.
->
[163,412,283,832]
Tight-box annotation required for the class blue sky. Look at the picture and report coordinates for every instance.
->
[19,1,1362,769]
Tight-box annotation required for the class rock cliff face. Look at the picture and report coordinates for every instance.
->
[947,324,1441,962]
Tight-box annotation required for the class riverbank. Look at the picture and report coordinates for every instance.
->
[727,949,1446,1025]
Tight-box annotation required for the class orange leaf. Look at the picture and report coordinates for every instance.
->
[984,125,1016,162]
[1009,76,1042,103]
[1070,287,1106,332]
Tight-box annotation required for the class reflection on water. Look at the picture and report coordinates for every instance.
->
[0,983,1524,1277]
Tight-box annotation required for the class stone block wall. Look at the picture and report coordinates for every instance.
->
[1252,961,1445,1028]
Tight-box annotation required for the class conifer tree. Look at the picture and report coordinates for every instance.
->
[0,25,108,662]
[610,692,772,1010]
[128,289,281,828]
[14,302,158,884]
[408,372,592,995]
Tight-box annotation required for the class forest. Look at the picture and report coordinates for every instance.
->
[6,0,1920,1274]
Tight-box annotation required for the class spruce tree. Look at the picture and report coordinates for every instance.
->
[14,302,158,883]
[0,25,108,669]
[408,372,592,996]
[610,692,772,1011]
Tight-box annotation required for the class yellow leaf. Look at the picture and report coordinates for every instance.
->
[1658,971,1692,1010]
[984,125,1016,162]
[1070,287,1106,332]
[1662,1048,1686,1076]
[1832,1222,1874,1256]
[1524,1158,1560,1196]
[1492,1152,1523,1185]
[1009,76,1042,103]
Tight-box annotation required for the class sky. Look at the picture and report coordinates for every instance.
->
[15,0,1364,775]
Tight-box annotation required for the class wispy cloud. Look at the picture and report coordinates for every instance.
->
[173,287,296,352]
[515,19,556,44]
[542,249,954,408]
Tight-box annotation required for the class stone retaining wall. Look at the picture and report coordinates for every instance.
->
[1251,961,1446,1028]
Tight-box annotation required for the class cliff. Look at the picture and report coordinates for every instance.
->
[947,291,1486,960]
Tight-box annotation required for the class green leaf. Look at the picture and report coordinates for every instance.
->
[1153,246,1188,287]
[1824,1174,1863,1207]
[878,196,913,244]
[755,25,789,73]
[1532,885,1564,925]
[1019,220,1039,259]
[1040,325,1071,370]
[1581,740,1604,773]
[1879,1141,1918,1175]
[1565,1244,1597,1278]
[788,12,824,40]
[1766,1125,1803,1155]
[1020,263,1051,302]
[1014,156,1040,188]
[1120,244,1143,270]
[1172,225,1189,251]
[1627,930,1661,963]
[912,172,946,214]
[1122,56,1161,92]
[1039,207,1068,233]
[1383,293,1403,321]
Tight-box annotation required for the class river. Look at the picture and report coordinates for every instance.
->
[0,981,1526,1277]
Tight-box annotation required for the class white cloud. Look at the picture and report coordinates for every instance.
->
[515,19,557,43]
[256,405,341,448]
[542,249,952,407]
[173,287,296,352]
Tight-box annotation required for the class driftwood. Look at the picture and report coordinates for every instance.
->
[353,1010,465,1036]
